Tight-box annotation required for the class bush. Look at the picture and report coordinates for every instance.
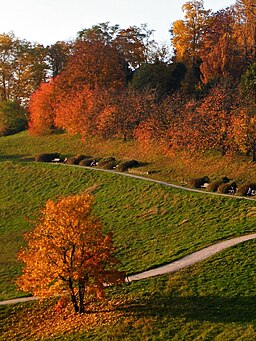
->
[236,182,256,196]
[217,182,236,194]
[101,161,117,170]
[75,154,88,163]
[207,180,224,192]
[117,159,139,172]
[98,157,117,169]
[98,157,115,165]
[65,157,78,165]
[207,177,230,192]
[187,176,209,189]
[35,153,60,162]
[79,159,94,166]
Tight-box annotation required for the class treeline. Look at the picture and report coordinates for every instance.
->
[1,1,256,161]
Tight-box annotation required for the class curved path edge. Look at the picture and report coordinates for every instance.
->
[1,234,255,305]
[61,164,256,201]
[126,233,256,282]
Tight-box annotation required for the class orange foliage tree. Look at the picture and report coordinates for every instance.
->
[56,39,126,91]
[54,85,97,137]
[97,89,153,141]
[17,193,125,314]
[200,8,248,83]
[28,80,56,135]
[50,39,126,138]
[192,82,237,155]
[231,103,256,162]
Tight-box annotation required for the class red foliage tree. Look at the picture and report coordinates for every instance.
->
[28,80,56,135]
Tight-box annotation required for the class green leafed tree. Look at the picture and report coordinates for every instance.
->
[0,100,27,136]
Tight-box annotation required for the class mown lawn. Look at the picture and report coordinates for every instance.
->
[0,241,255,340]
[1,161,255,301]
[0,131,255,340]
[0,130,256,184]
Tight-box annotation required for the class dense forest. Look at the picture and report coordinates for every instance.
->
[0,0,255,161]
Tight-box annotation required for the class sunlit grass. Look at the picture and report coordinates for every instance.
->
[0,161,255,300]
[0,241,255,340]
[0,130,255,183]
[0,131,256,339]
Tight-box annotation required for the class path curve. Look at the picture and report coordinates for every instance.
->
[60,164,256,201]
[1,234,255,305]
[126,233,256,282]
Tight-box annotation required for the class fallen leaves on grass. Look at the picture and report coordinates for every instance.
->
[1,298,127,340]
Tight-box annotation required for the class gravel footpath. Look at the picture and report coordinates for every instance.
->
[1,233,255,305]
[126,233,256,282]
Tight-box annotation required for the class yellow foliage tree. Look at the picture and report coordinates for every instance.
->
[17,193,125,313]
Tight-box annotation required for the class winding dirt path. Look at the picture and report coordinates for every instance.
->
[66,164,256,201]
[1,233,255,305]
[126,233,256,282]
[1,164,255,305]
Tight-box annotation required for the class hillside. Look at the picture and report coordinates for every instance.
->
[0,131,256,340]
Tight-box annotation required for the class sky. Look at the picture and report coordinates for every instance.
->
[0,0,237,46]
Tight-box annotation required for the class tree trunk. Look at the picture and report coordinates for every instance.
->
[78,285,85,313]
[68,278,79,313]
[252,142,256,163]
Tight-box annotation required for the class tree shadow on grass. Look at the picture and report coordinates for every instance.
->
[116,293,256,323]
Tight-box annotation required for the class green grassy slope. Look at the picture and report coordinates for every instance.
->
[1,130,256,183]
[0,131,255,339]
[1,161,255,300]
[0,241,255,340]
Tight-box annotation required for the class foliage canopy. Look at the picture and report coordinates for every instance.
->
[17,193,125,313]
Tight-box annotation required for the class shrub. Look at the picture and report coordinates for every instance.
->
[75,154,88,163]
[187,176,209,189]
[101,161,117,169]
[217,182,236,194]
[35,153,60,162]
[117,160,139,172]
[65,154,89,165]
[65,157,78,165]
[98,157,116,165]
[98,157,117,169]
[207,177,230,192]
[236,182,256,196]
[79,159,94,166]
[207,180,223,192]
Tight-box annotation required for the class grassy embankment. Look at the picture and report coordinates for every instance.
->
[0,131,255,339]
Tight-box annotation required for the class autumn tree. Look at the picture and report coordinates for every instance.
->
[232,63,256,162]
[54,84,97,137]
[171,1,211,63]
[231,105,256,161]
[191,81,238,155]
[235,0,256,61]
[96,89,155,141]
[0,33,48,105]
[28,80,56,135]
[78,22,156,70]
[55,39,126,92]
[17,193,125,314]
[171,1,211,90]
[49,39,127,138]
[200,7,252,84]
[134,91,191,152]
[47,41,71,77]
